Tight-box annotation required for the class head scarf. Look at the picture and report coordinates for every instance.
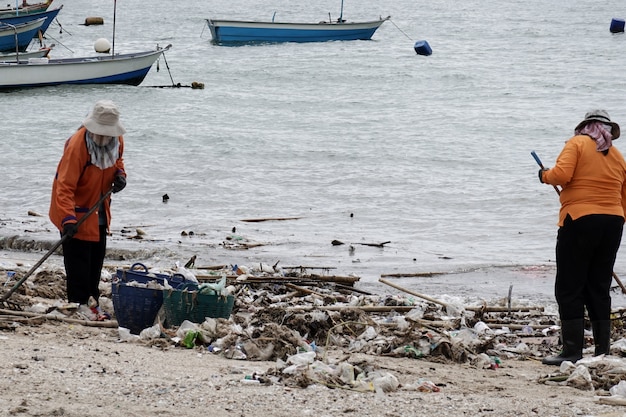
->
[85,131,120,169]
[575,121,614,152]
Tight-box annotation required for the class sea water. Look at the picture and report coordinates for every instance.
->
[2,0,626,307]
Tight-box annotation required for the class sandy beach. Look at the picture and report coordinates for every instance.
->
[0,321,622,417]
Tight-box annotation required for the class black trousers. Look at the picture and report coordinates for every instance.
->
[555,214,623,321]
[61,225,107,305]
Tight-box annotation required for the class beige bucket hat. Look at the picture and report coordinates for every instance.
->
[83,100,126,137]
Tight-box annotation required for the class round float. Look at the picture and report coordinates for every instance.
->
[94,38,111,53]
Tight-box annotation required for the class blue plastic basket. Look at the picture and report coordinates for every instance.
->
[116,262,169,285]
[111,281,164,335]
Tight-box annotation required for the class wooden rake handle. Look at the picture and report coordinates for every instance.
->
[1,189,113,302]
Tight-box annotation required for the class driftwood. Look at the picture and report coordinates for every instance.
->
[286,305,419,313]
[0,308,118,328]
[380,272,444,278]
[240,217,302,222]
[354,241,391,248]
[194,265,229,270]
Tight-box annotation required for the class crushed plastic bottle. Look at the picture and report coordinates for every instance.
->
[520,325,533,335]
[4,271,16,287]
[417,378,441,392]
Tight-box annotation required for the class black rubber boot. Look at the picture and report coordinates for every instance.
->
[542,318,584,366]
[591,320,612,356]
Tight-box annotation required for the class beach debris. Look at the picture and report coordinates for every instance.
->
[125,228,146,240]
[222,233,265,250]
[184,255,196,268]
[354,241,391,248]
[5,259,626,394]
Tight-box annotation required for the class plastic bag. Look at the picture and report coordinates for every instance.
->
[174,261,199,283]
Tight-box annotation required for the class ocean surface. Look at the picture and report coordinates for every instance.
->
[2,0,626,308]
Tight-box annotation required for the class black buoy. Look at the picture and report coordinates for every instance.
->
[414,40,432,56]
[610,18,625,33]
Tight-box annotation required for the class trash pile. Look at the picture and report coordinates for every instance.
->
[2,259,626,393]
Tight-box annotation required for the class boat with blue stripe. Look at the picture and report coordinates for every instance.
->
[206,16,389,44]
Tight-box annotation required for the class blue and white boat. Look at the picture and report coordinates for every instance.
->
[206,16,390,44]
[0,6,63,38]
[0,44,170,90]
[0,17,46,52]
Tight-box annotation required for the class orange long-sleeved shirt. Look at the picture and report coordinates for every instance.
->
[541,134,626,227]
[49,127,125,241]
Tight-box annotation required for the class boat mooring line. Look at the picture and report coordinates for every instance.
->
[51,17,70,36]
[43,32,74,53]
[156,49,176,86]
[145,82,205,89]
[388,18,415,41]
[150,51,205,90]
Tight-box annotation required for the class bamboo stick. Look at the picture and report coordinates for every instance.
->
[613,272,626,295]
[481,323,554,330]
[274,291,301,301]
[595,397,626,406]
[334,284,372,295]
[285,283,327,298]
[465,306,545,312]
[283,266,337,270]
[378,278,448,308]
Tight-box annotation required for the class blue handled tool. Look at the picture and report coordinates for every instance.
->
[531,151,544,169]
[531,150,560,195]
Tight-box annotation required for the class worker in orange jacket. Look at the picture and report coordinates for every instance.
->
[539,110,626,365]
[49,100,127,321]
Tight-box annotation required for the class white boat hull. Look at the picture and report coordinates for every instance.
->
[0,46,168,89]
